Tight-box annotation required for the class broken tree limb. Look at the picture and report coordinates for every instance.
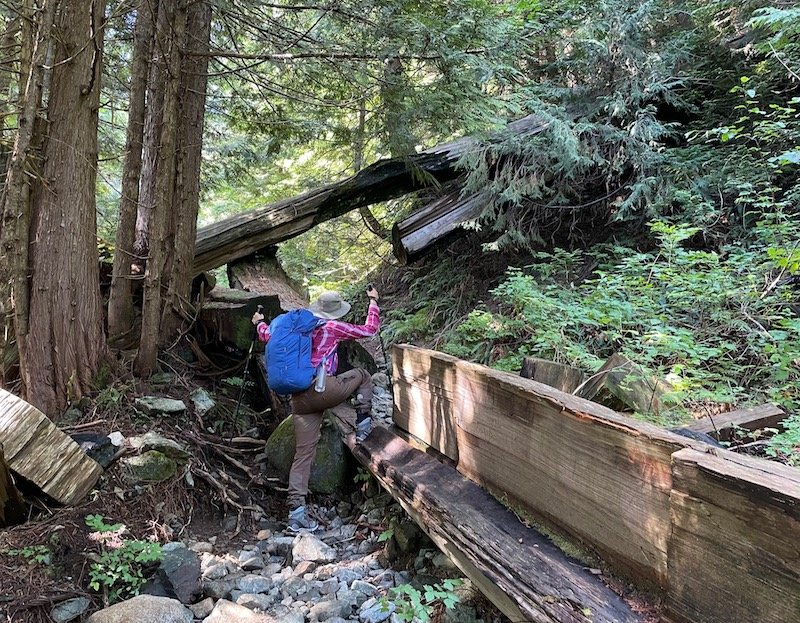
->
[193,115,548,274]
[328,407,642,623]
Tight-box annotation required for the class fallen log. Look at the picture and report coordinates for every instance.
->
[0,389,102,504]
[391,189,484,265]
[193,115,548,274]
[329,405,643,623]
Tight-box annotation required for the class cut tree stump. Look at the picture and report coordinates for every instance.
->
[0,389,102,504]
[228,249,308,312]
[329,405,643,623]
[574,353,672,416]
[520,356,586,393]
[679,403,786,442]
[198,288,284,352]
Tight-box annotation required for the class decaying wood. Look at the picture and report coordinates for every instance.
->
[574,352,672,416]
[391,189,484,265]
[198,287,284,351]
[193,115,547,274]
[520,356,586,393]
[228,249,308,312]
[0,443,25,527]
[680,403,786,442]
[392,345,699,587]
[0,389,102,504]
[329,405,642,623]
[666,448,800,623]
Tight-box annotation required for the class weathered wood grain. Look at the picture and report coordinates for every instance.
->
[680,403,786,442]
[329,405,643,623]
[520,356,587,393]
[392,345,699,587]
[666,448,800,623]
[228,250,308,312]
[0,389,102,504]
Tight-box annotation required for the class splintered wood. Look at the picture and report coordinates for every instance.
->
[0,388,102,505]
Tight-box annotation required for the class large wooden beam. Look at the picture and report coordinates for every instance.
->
[679,403,785,442]
[193,115,547,274]
[666,448,800,623]
[392,345,697,587]
[0,389,102,504]
[329,406,643,623]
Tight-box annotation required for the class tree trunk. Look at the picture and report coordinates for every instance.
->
[134,0,185,377]
[134,0,167,261]
[0,15,21,181]
[159,0,211,339]
[22,0,109,415]
[0,0,56,389]
[107,0,156,343]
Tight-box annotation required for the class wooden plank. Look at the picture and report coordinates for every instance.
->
[0,389,102,504]
[680,403,785,442]
[520,356,586,393]
[666,448,800,623]
[393,345,703,587]
[329,406,643,623]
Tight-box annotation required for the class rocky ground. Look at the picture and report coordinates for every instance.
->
[1,362,501,623]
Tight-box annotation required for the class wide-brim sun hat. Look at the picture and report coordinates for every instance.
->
[309,291,351,319]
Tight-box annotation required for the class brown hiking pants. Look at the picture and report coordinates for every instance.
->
[286,367,372,509]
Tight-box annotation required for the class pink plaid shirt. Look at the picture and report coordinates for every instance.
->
[257,300,380,375]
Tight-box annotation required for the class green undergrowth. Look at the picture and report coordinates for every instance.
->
[384,219,800,461]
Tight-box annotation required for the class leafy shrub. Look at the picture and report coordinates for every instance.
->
[445,220,800,424]
[85,514,162,604]
[381,579,462,622]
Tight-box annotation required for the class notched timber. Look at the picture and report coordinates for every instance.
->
[330,406,642,623]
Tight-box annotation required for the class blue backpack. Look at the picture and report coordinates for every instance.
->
[265,309,322,395]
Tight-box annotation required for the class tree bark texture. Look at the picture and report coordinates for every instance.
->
[22,0,109,415]
[159,0,211,339]
[134,0,186,377]
[107,0,156,343]
[0,0,56,389]
[0,15,21,181]
[134,0,168,260]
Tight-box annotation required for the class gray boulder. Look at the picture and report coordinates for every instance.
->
[85,595,192,623]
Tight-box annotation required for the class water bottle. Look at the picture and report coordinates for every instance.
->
[314,358,327,393]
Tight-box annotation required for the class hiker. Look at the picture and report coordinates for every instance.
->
[251,286,381,531]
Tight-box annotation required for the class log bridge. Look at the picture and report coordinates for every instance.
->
[332,345,800,623]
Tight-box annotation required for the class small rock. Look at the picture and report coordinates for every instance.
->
[51,597,91,623]
[351,580,376,597]
[204,599,273,622]
[256,529,272,541]
[203,577,238,600]
[292,533,336,564]
[359,597,394,623]
[309,599,350,622]
[190,541,213,554]
[188,597,214,619]
[134,396,186,415]
[121,450,177,484]
[237,574,273,594]
[85,595,192,623]
[190,388,216,415]
[237,593,275,611]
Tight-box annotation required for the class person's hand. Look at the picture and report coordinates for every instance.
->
[252,311,264,325]
[366,285,379,301]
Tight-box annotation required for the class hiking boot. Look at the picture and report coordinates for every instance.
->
[287,505,319,533]
[355,417,373,443]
